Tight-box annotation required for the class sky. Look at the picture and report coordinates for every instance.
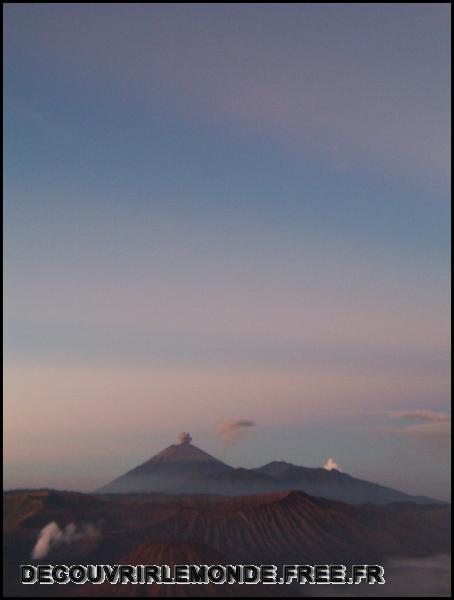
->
[3,3,451,499]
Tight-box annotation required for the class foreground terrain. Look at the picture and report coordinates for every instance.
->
[3,488,450,597]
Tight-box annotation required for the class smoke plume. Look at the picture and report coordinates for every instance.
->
[178,432,192,445]
[217,419,255,446]
[324,457,342,471]
[31,521,101,559]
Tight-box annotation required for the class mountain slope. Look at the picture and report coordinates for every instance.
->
[76,541,281,597]
[252,462,439,505]
[98,436,231,494]
[3,489,450,597]
[98,436,442,505]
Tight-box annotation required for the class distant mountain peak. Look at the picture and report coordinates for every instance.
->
[98,436,442,505]
[147,441,225,465]
[98,435,232,493]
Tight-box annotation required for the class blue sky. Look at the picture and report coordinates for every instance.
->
[4,4,451,498]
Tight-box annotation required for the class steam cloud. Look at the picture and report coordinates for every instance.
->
[217,419,255,446]
[324,457,342,471]
[31,521,101,559]
[178,432,192,445]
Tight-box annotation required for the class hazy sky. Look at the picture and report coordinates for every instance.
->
[4,4,451,499]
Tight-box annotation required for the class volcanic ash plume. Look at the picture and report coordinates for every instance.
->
[217,419,255,446]
[324,457,342,471]
[178,432,192,445]
[31,521,101,559]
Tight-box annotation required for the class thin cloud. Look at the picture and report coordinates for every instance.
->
[388,409,451,423]
[370,410,451,448]
[217,419,255,446]
[7,5,449,186]
[385,410,451,437]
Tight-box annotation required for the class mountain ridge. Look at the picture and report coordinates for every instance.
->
[98,434,443,506]
[4,487,450,597]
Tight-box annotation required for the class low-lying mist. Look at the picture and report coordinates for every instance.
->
[310,554,451,597]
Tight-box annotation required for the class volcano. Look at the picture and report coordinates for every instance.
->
[98,433,232,494]
[99,433,442,505]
